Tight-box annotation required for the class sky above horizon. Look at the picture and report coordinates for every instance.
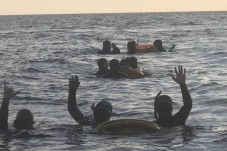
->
[0,0,227,15]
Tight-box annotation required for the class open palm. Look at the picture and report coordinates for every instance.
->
[3,81,20,102]
[171,65,186,85]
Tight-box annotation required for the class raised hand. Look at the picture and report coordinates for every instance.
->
[3,81,20,103]
[69,75,80,94]
[171,65,186,85]
[112,43,117,48]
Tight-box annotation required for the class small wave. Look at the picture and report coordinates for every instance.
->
[213,137,227,145]
[14,130,52,139]
[51,42,68,45]
[206,98,227,106]
[28,58,69,64]
[23,67,42,73]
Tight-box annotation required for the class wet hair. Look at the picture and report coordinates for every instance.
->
[97,58,108,70]
[154,92,173,120]
[128,57,138,68]
[91,100,112,113]
[153,40,162,47]
[120,57,138,68]
[153,40,165,52]
[103,40,111,52]
[127,41,136,53]
[120,57,129,66]
[14,109,35,130]
[91,101,112,124]
[109,59,120,71]
[103,40,111,46]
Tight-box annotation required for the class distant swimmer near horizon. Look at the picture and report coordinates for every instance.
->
[153,65,192,127]
[127,39,175,53]
[0,81,35,131]
[68,75,112,125]
[97,40,121,54]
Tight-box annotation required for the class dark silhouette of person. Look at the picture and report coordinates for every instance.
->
[112,43,120,54]
[0,82,35,131]
[97,40,112,54]
[102,59,128,79]
[68,75,112,125]
[127,40,137,54]
[153,40,166,52]
[153,65,192,127]
[95,58,109,76]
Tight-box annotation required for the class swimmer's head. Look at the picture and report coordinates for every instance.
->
[97,58,108,71]
[14,109,35,130]
[127,41,136,53]
[154,93,173,119]
[91,101,112,125]
[129,57,138,68]
[153,40,163,50]
[109,59,120,71]
[103,40,111,52]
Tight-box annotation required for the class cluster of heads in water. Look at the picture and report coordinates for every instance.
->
[127,39,165,53]
[97,40,120,54]
[95,56,140,78]
[98,39,166,54]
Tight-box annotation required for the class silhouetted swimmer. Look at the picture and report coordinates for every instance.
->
[112,43,120,54]
[120,57,144,78]
[102,59,128,79]
[120,57,139,69]
[153,40,166,52]
[153,65,192,127]
[68,75,112,125]
[128,57,138,69]
[97,40,112,54]
[13,109,35,130]
[91,100,112,125]
[0,82,35,131]
[127,40,137,54]
[95,58,109,76]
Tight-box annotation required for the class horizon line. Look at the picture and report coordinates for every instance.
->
[0,10,226,17]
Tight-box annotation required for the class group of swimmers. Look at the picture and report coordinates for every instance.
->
[0,65,192,131]
[97,39,167,54]
[95,57,144,79]
[69,65,192,127]
[97,40,120,54]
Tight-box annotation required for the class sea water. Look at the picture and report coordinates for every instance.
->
[0,12,227,150]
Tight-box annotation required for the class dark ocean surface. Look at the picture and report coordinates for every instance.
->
[0,12,227,150]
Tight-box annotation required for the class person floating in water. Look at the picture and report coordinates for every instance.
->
[102,59,128,79]
[94,58,109,77]
[127,40,137,54]
[0,81,35,131]
[97,40,120,54]
[68,75,112,125]
[127,39,173,53]
[153,39,166,52]
[111,43,120,54]
[120,57,144,78]
[97,40,111,54]
[153,65,192,127]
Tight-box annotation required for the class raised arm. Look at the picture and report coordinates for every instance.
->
[68,75,87,124]
[0,81,19,130]
[171,65,192,123]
